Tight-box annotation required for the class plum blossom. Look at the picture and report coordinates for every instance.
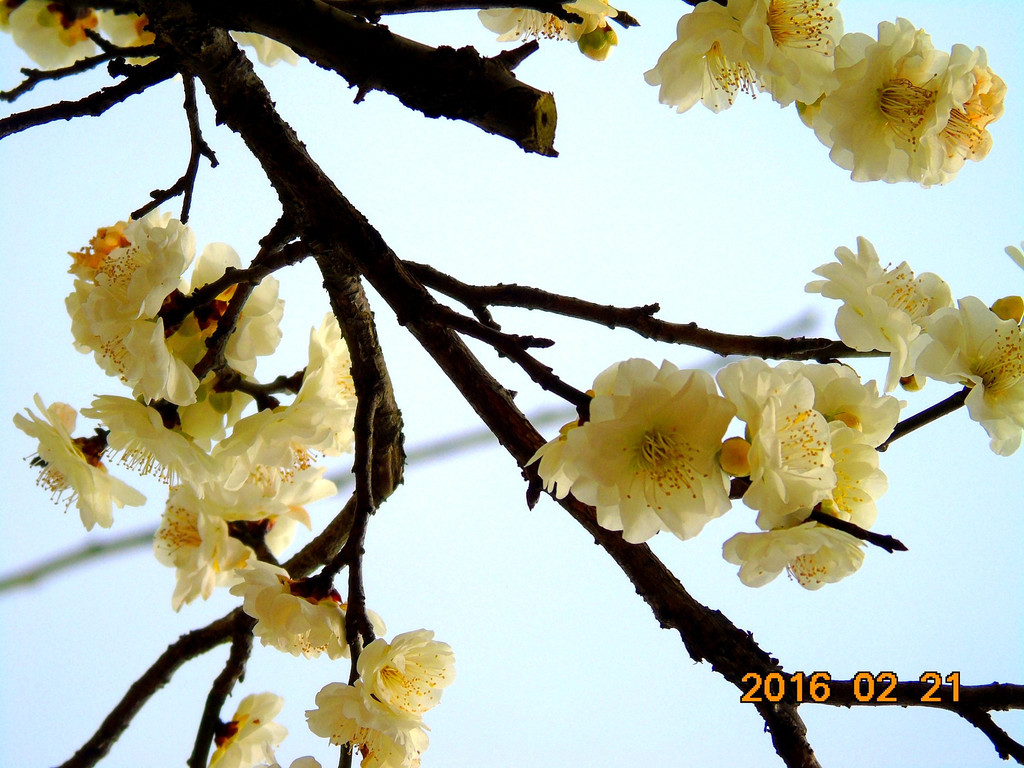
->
[808,19,1002,185]
[82,395,217,486]
[307,683,428,768]
[723,521,865,589]
[210,693,288,768]
[716,359,835,530]
[230,560,385,659]
[782,362,901,447]
[479,1,616,43]
[14,394,145,531]
[5,0,97,69]
[917,296,1024,455]
[153,486,253,610]
[67,211,200,405]
[357,630,456,719]
[645,0,842,112]
[231,32,299,66]
[537,359,736,543]
[806,237,953,392]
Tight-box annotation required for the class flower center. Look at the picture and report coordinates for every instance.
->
[632,429,700,507]
[778,407,830,472]
[977,327,1024,396]
[704,41,760,105]
[767,0,835,52]
[877,264,932,322]
[878,78,938,145]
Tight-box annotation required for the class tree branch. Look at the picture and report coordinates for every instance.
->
[193,0,559,155]
[405,260,872,361]
[0,58,176,141]
[58,609,245,768]
[132,75,218,222]
[187,620,256,768]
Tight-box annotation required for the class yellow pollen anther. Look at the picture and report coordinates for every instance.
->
[879,77,938,145]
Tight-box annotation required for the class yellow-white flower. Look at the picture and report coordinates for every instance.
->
[170,242,284,379]
[529,419,581,500]
[306,683,428,768]
[479,1,616,43]
[13,394,145,531]
[717,359,836,530]
[723,522,865,589]
[645,0,759,114]
[646,0,842,113]
[67,212,200,405]
[821,423,887,529]
[747,0,843,106]
[781,362,901,447]
[153,487,253,610]
[231,32,299,66]
[357,630,456,719]
[560,359,736,543]
[937,45,1005,179]
[808,18,998,185]
[82,395,217,486]
[210,693,288,768]
[6,0,97,69]
[806,236,953,392]
[231,560,385,659]
[917,296,1024,455]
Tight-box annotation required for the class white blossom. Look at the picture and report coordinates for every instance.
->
[13,394,145,531]
[209,693,288,768]
[306,683,428,768]
[806,236,953,391]
[153,486,253,610]
[479,1,616,43]
[808,18,998,185]
[717,359,835,529]
[6,0,97,69]
[917,296,1024,455]
[555,359,736,543]
[722,521,865,588]
[231,560,385,659]
[357,630,456,718]
[82,395,217,486]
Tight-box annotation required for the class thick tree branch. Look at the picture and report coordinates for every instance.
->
[199,0,558,155]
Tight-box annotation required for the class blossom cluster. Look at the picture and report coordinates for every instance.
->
[532,236,1023,589]
[1,1,296,70]
[207,631,454,768]
[637,1,1003,186]
[14,211,459,768]
[809,236,1024,456]
[16,210,355,607]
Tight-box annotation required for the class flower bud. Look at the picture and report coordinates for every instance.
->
[990,295,1024,324]
[577,23,617,61]
[719,436,751,477]
[899,374,923,392]
[833,411,862,431]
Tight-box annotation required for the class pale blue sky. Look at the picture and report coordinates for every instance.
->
[1,2,1022,767]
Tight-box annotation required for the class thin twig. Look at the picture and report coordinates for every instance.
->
[805,510,908,553]
[58,609,244,768]
[132,76,219,222]
[0,58,176,140]
[877,386,970,451]
[406,261,871,362]
[1,52,115,103]
[187,621,256,768]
